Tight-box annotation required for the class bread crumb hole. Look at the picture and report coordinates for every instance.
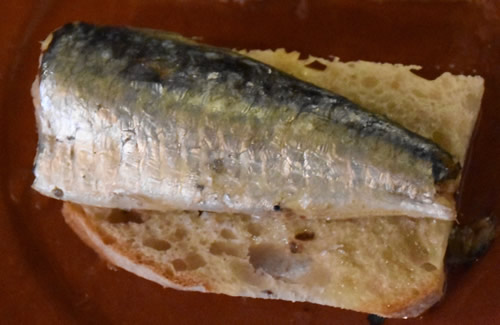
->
[221,228,237,240]
[289,241,302,254]
[248,243,311,280]
[465,93,477,110]
[173,227,187,241]
[421,262,437,272]
[189,214,201,223]
[230,260,265,286]
[240,214,251,222]
[185,252,206,270]
[107,210,144,224]
[162,265,175,278]
[247,223,262,236]
[412,88,425,98]
[362,76,379,88]
[143,238,171,251]
[102,235,116,245]
[215,214,226,223]
[295,229,315,241]
[429,89,442,100]
[172,259,187,271]
[209,241,245,257]
[391,80,400,90]
[305,60,327,71]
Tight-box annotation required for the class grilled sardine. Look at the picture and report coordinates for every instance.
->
[32,22,460,220]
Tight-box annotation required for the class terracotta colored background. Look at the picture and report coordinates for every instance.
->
[0,1,499,324]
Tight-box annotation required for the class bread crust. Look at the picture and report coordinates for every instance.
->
[62,203,210,292]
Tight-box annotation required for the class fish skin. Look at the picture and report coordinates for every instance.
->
[32,22,459,220]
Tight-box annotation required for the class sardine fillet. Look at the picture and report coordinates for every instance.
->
[33,23,460,220]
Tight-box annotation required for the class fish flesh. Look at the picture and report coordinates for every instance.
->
[32,22,460,220]
[32,23,460,220]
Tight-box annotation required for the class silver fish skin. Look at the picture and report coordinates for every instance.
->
[32,22,459,220]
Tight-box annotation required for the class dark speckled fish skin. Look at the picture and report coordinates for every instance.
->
[32,22,459,220]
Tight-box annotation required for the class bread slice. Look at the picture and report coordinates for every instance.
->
[61,50,484,318]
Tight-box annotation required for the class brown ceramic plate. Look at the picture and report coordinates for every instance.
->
[1,1,499,324]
